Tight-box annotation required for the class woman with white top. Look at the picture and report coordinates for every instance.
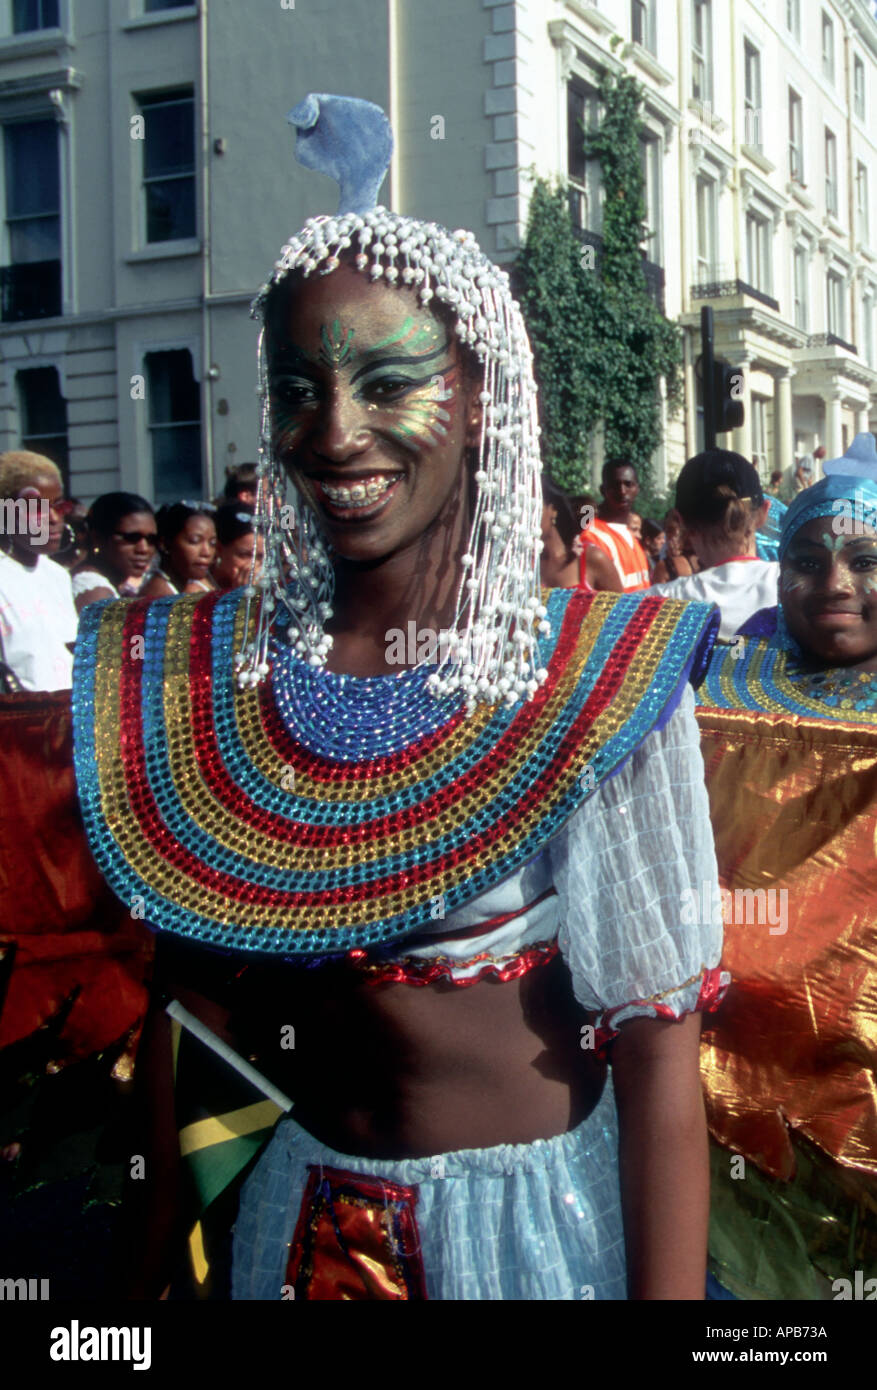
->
[72,492,158,612]
[650,451,778,642]
[0,450,78,692]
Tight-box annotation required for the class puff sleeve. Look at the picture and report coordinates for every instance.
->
[548,684,728,1043]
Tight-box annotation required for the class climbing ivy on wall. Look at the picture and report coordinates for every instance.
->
[516,70,682,494]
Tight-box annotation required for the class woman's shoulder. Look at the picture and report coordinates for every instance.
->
[71,568,116,598]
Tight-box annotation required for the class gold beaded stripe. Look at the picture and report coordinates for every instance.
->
[91,593,688,933]
[228,594,607,803]
[151,593,599,873]
[710,643,877,723]
[160,591,649,875]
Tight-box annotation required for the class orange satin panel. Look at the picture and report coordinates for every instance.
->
[286,1166,428,1300]
[0,691,153,1065]
[696,705,877,1180]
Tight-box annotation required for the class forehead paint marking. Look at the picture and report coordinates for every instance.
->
[369,316,444,355]
[821,531,848,553]
[319,319,355,367]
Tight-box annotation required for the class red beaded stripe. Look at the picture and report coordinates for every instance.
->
[177,589,653,852]
[107,594,664,913]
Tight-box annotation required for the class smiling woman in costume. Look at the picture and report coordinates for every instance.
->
[702,432,877,712]
[696,432,877,1299]
[72,95,726,1301]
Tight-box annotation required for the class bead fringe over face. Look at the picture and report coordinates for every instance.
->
[237,207,549,713]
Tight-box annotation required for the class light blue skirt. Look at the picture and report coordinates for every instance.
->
[232,1077,626,1300]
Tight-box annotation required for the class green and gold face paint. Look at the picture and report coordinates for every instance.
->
[264,260,479,561]
[781,516,877,669]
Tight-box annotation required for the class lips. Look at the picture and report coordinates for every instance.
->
[310,472,403,522]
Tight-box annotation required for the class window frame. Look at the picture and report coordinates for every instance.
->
[695,172,718,281]
[745,208,772,296]
[691,0,713,105]
[827,269,846,339]
[631,0,656,55]
[856,161,869,245]
[639,131,662,266]
[853,56,866,122]
[788,88,804,185]
[821,11,835,85]
[743,39,762,150]
[143,346,203,503]
[137,87,197,247]
[824,126,838,218]
[785,0,800,43]
[11,0,60,33]
[16,364,68,487]
[566,79,603,236]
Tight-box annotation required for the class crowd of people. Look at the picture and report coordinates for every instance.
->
[0,90,873,1309]
[0,458,265,693]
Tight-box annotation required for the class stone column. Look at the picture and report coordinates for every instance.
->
[855,403,872,437]
[823,390,844,463]
[775,367,795,476]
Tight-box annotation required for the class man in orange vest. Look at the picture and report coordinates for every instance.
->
[580,460,650,592]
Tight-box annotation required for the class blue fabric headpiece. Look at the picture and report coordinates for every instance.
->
[286,93,393,215]
[779,432,877,559]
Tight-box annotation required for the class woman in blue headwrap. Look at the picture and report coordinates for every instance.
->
[702,432,877,715]
[696,432,877,1299]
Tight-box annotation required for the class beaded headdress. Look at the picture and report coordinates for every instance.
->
[236,94,547,711]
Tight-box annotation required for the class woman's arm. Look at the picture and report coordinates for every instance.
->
[612,1012,709,1300]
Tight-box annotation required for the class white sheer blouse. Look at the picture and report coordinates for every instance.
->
[379,685,726,1030]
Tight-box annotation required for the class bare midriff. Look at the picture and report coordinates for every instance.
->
[167,944,606,1161]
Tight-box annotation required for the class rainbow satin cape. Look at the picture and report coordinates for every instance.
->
[71,586,718,958]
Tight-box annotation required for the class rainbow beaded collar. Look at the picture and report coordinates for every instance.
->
[72,586,718,957]
[699,607,877,721]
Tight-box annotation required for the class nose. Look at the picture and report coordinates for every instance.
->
[310,384,372,463]
[823,559,856,593]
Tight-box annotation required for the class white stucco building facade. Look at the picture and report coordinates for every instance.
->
[0,0,873,504]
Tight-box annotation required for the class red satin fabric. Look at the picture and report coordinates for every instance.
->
[0,691,153,1067]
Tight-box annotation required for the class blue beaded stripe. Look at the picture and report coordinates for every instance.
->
[208,587,651,829]
[699,632,877,719]
[72,589,720,955]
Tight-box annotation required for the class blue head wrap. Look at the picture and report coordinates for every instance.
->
[779,433,877,560]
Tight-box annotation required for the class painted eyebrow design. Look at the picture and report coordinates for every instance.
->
[349,340,452,382]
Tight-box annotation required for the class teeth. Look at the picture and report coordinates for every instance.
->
[321,475,396,507]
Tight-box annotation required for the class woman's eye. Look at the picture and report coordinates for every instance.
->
[366,376,415,400]
[272,379,317,406]
[852,553,877,570]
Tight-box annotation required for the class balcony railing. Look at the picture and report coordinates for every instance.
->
[690,277,780,312]
[0,260,62,322]
[807,331,857,354]
[572,225,666,313]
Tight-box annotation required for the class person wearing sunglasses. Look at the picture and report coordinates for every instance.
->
[72,493,158,613]
[0,449,78,691]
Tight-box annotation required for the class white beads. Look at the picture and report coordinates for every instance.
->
[245,206,545,709]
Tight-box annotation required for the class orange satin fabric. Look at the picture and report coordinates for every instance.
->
[286,1166,427,1299]
[696,705,877,1180]
[0,691,153,1067]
